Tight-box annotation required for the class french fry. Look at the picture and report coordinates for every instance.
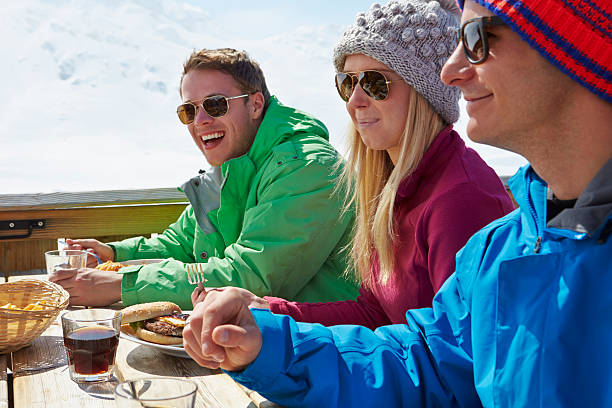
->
[1,303,19,310]
[24,302,43,311]
[95,260,125,272]
[1,300,48,311]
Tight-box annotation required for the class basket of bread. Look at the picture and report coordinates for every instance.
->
[0,278,70,354]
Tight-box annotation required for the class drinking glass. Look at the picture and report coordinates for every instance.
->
[61,309,122,383]
[45,249,88,275]
[114,377,198,407]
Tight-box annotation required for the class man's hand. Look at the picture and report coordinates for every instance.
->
[183,288,263,371]
[191,286,270,310]
[49,268,122,306]
[64,238,114,267]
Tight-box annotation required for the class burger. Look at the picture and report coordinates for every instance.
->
[121,301,188,345]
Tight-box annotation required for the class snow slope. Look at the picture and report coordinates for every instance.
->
[0,0,525,194]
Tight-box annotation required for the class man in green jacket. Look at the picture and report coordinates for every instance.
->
[51,48,359,309]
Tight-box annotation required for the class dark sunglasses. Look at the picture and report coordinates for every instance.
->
[457,16,506,64]
[176,94,249,124]
[335,70,403,102]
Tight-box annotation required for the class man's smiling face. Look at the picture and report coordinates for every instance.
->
[441,0,579,156]
[181,68,259,166]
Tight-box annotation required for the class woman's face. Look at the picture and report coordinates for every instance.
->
[342,54,411,165]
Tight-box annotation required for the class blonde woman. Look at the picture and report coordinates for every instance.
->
[191,0,514,329]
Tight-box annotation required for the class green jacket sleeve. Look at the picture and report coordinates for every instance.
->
[109,205,196,262]
[119,259,197,310]
[110,206,204,310]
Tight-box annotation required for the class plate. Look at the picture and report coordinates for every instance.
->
[120,332,191,359]
[120,259,165,267]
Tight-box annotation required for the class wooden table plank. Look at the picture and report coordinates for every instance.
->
[0,353,8,408]
[114,338,256,407]
[237,383,283,408]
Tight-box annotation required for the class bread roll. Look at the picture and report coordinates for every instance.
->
[121,301,181,324]
[135,327,183,345]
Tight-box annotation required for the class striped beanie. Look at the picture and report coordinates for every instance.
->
[458,0,611,102]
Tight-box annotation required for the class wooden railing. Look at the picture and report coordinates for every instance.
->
[0,188,188,278]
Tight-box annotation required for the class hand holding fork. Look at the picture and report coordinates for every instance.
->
[185,263,206,303]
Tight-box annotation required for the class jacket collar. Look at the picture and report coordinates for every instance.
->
[397,125,459,198]
[179,96,330,239]
[548,156,612,235]
[179,166,224,234]
[220,95,329,176]
[510,156,612,236]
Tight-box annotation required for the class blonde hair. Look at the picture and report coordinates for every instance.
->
[339,87,446,288]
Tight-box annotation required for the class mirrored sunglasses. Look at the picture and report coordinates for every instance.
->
[176,94,249,124]
[457,16,506,64]
[335,70,403,102]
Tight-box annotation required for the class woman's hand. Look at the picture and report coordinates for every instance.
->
[191,286,270,310]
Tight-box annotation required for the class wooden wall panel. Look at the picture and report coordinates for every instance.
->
[0,202,187,277]
[0,235,134,275]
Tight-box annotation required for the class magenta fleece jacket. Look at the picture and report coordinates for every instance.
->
[265,126,515,329]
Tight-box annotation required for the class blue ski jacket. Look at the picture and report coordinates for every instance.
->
[230,159,612,407]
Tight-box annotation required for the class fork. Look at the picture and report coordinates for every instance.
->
[185,263,206,291]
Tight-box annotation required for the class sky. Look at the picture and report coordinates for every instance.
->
[0,0,526,195]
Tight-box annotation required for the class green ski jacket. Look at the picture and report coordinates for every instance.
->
[112,97,359,309]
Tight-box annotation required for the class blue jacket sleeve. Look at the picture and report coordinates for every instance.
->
[229,274,481,407]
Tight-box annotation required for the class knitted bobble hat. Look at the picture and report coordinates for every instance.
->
[458,0,612,103]
[334,0,461,124]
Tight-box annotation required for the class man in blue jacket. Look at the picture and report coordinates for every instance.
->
[182,0,612,406]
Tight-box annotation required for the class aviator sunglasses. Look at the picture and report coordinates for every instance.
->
[457,16,506,64]
[176,94,249,124]
[335,70,403,102]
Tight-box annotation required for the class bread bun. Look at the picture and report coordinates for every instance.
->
[135,327,183,345]
[121,301,181,324]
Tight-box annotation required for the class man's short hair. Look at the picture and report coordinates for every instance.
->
[180,48,271,106]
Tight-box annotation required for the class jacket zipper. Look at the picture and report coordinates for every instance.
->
[526,180,543,254]
[534,236,542,253]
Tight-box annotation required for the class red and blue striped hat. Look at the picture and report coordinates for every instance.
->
[458,0,611,102]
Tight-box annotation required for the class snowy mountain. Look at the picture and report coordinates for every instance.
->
[0,0,525,194]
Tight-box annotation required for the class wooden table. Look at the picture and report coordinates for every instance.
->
[4,277,281,408]
[1,353,7,408]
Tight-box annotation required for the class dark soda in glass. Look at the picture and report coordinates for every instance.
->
[64,325,119,375]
